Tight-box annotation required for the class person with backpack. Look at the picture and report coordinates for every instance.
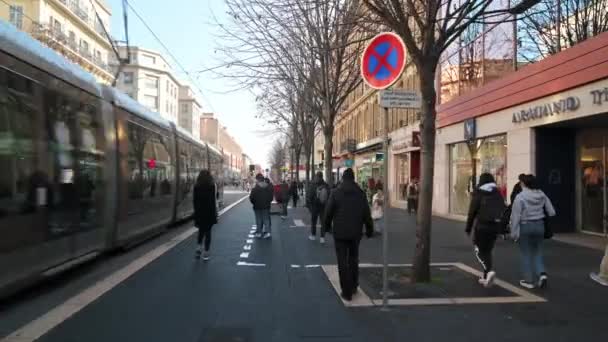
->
[306,171,330,244]
[465,173,507,288]
[406,179,419,215]
[510,174,556,289]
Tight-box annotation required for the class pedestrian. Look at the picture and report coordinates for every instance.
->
[193,170,218,261]
[406,179,419,215]
[371,185,384,234]
[510,173,526,205]
[590,242,608,286]
[510,174,556,289]
[465,173,507,288]
[250,173,273,239]
[289,180,299,208]
[279,179,290,219]
[298,181,304,196]
[306,171,330,244]
[324,168,373,301]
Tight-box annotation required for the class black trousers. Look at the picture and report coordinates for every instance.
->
[197,224,213,251]
[334,238,361,296]
[292,195,298,208]
[311,207,326,237]
[473,228,497,278]
[407,198,418,214]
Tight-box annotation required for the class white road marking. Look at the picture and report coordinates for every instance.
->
[293,219,306,227]
[248,234,254,238]
[305,265,320,268]
[246,239,253,244]
[1,195,251,342]
[243,245,251,251]
[240,252,250,259]
[237,261,265,267]
[291,265,301,268]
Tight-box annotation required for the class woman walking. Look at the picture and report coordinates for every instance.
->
[289,180,300,208]
[371,185,384,234]
[193,170,218,261]
[510,174,556,289]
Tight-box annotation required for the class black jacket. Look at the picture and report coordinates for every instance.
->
[465,185,504,234]
[324,180,373,240]
[510,183,522,205]
[249,181,273,210]
[193,183,218,228]
[306,180,329,211]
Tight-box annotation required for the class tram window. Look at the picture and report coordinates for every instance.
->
[0,68,44,253]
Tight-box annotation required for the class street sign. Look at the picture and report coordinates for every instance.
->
[378,89,421,109]
[361,32,407,90]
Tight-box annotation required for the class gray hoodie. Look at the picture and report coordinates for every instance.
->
[510,188,556,240]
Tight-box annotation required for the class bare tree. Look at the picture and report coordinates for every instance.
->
[518,0,608,62]
[363,0,540,282]
[217,0,369,186]
[269,138,288,181]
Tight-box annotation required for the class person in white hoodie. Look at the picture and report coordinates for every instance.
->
[590,243,608,286]
[510,174,556,289]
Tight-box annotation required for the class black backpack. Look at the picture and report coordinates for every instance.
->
[477,191,507,228]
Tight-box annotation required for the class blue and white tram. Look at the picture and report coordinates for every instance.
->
[0,21,224,298]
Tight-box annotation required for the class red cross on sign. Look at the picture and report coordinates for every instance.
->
[360,32,407,90]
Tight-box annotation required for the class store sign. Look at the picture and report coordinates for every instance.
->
[392,132,420,152]
[512,96,580,123]
[590,87,608,105]
[345,159,354,167]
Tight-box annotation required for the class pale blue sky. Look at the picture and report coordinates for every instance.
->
[106,0,272,167]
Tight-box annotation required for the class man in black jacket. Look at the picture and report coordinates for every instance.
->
[250,174,274,239]
[325,168,373,301]
[306,172,330,243]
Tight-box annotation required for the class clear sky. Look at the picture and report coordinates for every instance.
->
[106,0,273,168]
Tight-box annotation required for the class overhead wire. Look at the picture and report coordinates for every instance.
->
[124,0,216,112]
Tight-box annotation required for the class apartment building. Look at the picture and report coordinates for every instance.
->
[0,0,114,84]
[199,112,243,182]
[115,46,181,123]
[178,85,202,140]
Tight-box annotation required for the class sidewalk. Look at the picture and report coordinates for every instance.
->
[288,204,606,341]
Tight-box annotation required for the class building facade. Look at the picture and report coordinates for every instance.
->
[199,112,243,183]
[178,85,202,140]
[434,31,608,237]
[115,46,181,123]
[0,0,114,84]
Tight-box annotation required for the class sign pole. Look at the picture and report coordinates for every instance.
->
[382,106,390,310]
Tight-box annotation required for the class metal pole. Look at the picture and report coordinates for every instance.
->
[382,106,390,310]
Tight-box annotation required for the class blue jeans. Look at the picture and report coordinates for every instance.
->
[254,209,271,234]
[518,220,546,282]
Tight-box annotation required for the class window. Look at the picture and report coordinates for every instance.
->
[68,31,76,43]
[9,6,23,29]
[145,76,159,90]
[166,80,169,92]
[181,104,188,114]
[142,54,156,65]
[123,72,133,84]
[79,40,89,52]
[449,135,507,215]
[143,95,158,110]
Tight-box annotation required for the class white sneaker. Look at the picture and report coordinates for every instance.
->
[485,271,496,288]
[308,235,316,241]
[203,251,210,261]
[320,237,326,244]
[519,280,535,289]
[538,273,548,289]
[478,277,487,286]
[590,272,608,286]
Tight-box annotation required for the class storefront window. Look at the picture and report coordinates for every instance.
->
[395,154,409,201]
[449,135,507,215]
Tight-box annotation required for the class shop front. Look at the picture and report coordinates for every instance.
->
[389,128,421,209]
[435,74,608,235]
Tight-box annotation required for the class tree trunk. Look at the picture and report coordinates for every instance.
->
[323,125,334,187]
[295,146,302,181]
[412,65,438,283]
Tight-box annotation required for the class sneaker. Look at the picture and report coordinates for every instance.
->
[519,280,535,289]
[590,272,608,286]
[195,250,202,259]
[538,273,548,289]
[281,216,287,220]
[255,233,263,239]
[308,235,316,241]
[485,271,496,288]
[478,277,487,286]
[320,237,326,244]
[263,232,271,239]
[203,251,210,261]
